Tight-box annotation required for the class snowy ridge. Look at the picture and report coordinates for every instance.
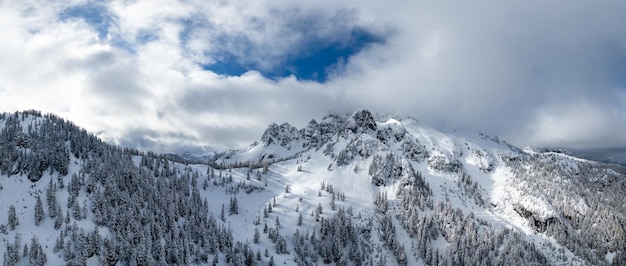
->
[1,110,625,265]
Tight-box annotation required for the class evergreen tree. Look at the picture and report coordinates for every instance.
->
[28,236,47,266]
[220,204,226,222]
[46,179,58,218]
[53,231,64,253]
[34,195,44,226]
[253,228,260,244]
[54,206,63,230]
[297,213,303,227]
[229,197,238,215]
[72,200,82,220]
[3,234,21,266]
[102,239,117,266]
[7,205,18,230]
[212,255,218,266]
[64,240,73,262]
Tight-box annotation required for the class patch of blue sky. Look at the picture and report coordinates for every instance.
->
[59,3,113,40]
[178,16,208,42]
[202,53,249,77]
[202,27,384,83]
[136,29,159,44]
[59,3,162,54]
[109,35,137,54]
[282,27,383,82]
[113,29,159,54]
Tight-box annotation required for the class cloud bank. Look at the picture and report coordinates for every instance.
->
[1,0,626,162]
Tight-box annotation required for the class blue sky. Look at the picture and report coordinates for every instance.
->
[1,0,626,163]
[203,27,384,82]
[59,3,113,40]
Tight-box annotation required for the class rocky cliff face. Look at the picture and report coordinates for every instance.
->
[261,122,301,147]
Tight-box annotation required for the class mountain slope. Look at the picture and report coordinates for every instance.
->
[210,109,626,265]
[1,110,625,265]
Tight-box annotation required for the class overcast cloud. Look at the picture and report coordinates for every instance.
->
[1,0,626,163]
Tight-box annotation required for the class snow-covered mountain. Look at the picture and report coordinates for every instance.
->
[1,110,625,265]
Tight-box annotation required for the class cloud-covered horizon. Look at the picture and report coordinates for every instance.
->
[1,0,626,162]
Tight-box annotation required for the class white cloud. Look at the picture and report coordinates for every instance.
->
[1,0,626,156]
[524,100,626,149]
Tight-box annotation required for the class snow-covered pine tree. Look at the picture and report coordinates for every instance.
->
[71,199,82,220]
[220,204,225,222]
[297,213,303,226]
[54,206,63,230]
[46,178,58,218]
[253,227,260,244]
[229,196,239,215]
[34,195,44,226]
[8,205,18,230]
[28,236,47,266]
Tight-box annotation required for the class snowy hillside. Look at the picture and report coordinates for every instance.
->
[1,110,625,265]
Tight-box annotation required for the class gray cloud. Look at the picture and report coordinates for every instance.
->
[88,53,147,110]
[333,1,626,149]
[569,148,626,166]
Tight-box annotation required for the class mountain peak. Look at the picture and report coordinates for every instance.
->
[347,109,377,133]
[260,122,300,147]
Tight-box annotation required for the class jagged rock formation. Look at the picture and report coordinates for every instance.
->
[261,123,301,147]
